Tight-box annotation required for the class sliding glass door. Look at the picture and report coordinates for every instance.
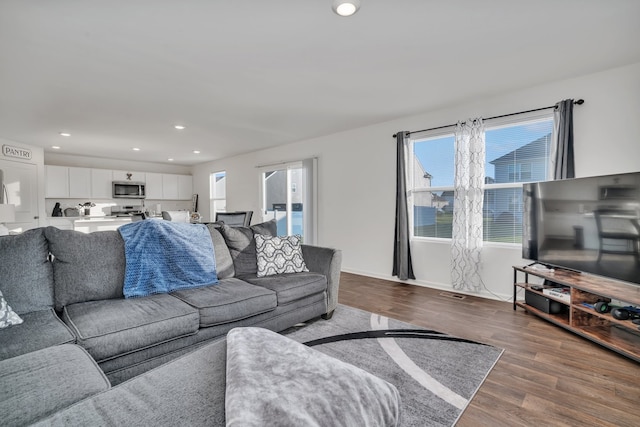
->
[260,159,316,243]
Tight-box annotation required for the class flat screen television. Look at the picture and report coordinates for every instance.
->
[522,171,640,285]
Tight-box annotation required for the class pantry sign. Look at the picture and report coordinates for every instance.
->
[2,145,32,160]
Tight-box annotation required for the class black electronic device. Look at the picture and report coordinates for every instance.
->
[525,290,565,314]
[612,308,630,320]
[523,171,640,286]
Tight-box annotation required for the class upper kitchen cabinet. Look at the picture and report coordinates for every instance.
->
[45,165,69,198]
[45,165,85,198]
[178,175,193,200]
[91,168,113,199]
[113,170,146,183]
[162,174,179,199]
[160,174,192,200]
[68,167,91,198]
[145,172,163,199]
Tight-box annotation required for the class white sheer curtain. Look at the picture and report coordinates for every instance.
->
[451,119,485,291]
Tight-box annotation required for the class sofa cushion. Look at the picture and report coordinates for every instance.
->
[45,227,125,311]
[31,340,227,427]
[0,228,54,314]
[239,272,327,305]
[0,290,23,329]
[255,234,309,277]
[0,308,75,361]
[0,344,110,427]
[219,219,277,276]
[171,278,277,327]
[206,225,235,279]
[62,294,199,362]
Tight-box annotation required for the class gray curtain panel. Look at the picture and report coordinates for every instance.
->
[392,132,415,280]
[553,99,575,179]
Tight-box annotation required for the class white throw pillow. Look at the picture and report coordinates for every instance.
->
[0,290,23,329]
[255,234,308,277]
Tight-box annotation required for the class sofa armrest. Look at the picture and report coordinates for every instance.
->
[301,245,342,315]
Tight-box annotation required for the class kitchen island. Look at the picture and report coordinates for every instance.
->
[46,216,134,233]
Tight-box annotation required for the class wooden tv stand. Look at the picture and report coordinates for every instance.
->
[513,266,640,362]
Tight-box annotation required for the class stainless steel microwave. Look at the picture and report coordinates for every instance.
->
[112,181,146,199]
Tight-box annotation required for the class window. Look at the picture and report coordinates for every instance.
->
[411,115,554,244]
[209,171,226,218]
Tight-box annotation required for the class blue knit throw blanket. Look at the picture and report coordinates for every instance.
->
[119,220,218,298]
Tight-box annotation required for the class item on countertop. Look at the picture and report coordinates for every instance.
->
[64,207,79,217]
[51,202,63,217]
[79,202,96,216]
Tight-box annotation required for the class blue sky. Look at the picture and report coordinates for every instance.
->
[414,119,553,187]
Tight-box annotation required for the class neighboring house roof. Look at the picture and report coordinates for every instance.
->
[489,133,552,165]
[413,155,432,179]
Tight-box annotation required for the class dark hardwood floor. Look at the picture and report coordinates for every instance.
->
[338,272,640,427]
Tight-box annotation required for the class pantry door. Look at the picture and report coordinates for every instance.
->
[0,159,40,232]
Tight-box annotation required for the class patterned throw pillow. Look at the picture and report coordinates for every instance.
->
[0,290,23,329]
[255,234,309,278]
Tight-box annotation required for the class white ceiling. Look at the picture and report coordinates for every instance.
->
[1,1,639,166]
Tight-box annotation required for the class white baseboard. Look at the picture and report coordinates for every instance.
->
[340,268,513,303]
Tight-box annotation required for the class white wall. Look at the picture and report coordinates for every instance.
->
[193,62,640,300]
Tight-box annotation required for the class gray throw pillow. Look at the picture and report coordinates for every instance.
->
[255,234,308,277]
[219,220,277,276]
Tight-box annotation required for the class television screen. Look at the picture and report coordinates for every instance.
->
[523,172,640,285]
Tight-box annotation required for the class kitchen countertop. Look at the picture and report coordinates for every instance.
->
[47,216,134,223]
[73,217,133,223]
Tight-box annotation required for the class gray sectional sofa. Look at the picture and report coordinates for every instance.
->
[0,220,342,426]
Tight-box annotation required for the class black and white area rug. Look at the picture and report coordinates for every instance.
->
[282,304,504,427]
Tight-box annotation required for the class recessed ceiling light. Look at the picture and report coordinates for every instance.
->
[51,146,61,150]
[193,150,200,154]
[174,125,185,130]
[59,132,71,137]
[168,158,174,162]
[332,0,360,17]
[132,147,140,151]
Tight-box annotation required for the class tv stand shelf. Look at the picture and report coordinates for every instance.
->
[513,266,640,363]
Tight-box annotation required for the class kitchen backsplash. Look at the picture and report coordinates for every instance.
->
[44,199,191,218]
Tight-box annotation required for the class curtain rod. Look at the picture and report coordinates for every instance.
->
[392,99,584,139]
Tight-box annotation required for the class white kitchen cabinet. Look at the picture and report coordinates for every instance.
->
[113,170,146,183]
[46,218,74,230]
[177,175,193,200]
[91,168,113,199]
[73,217,132,233]
[68,167,91,198]
[145,172,163,199]
[45,165,69,198]
[162,174,179,199]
